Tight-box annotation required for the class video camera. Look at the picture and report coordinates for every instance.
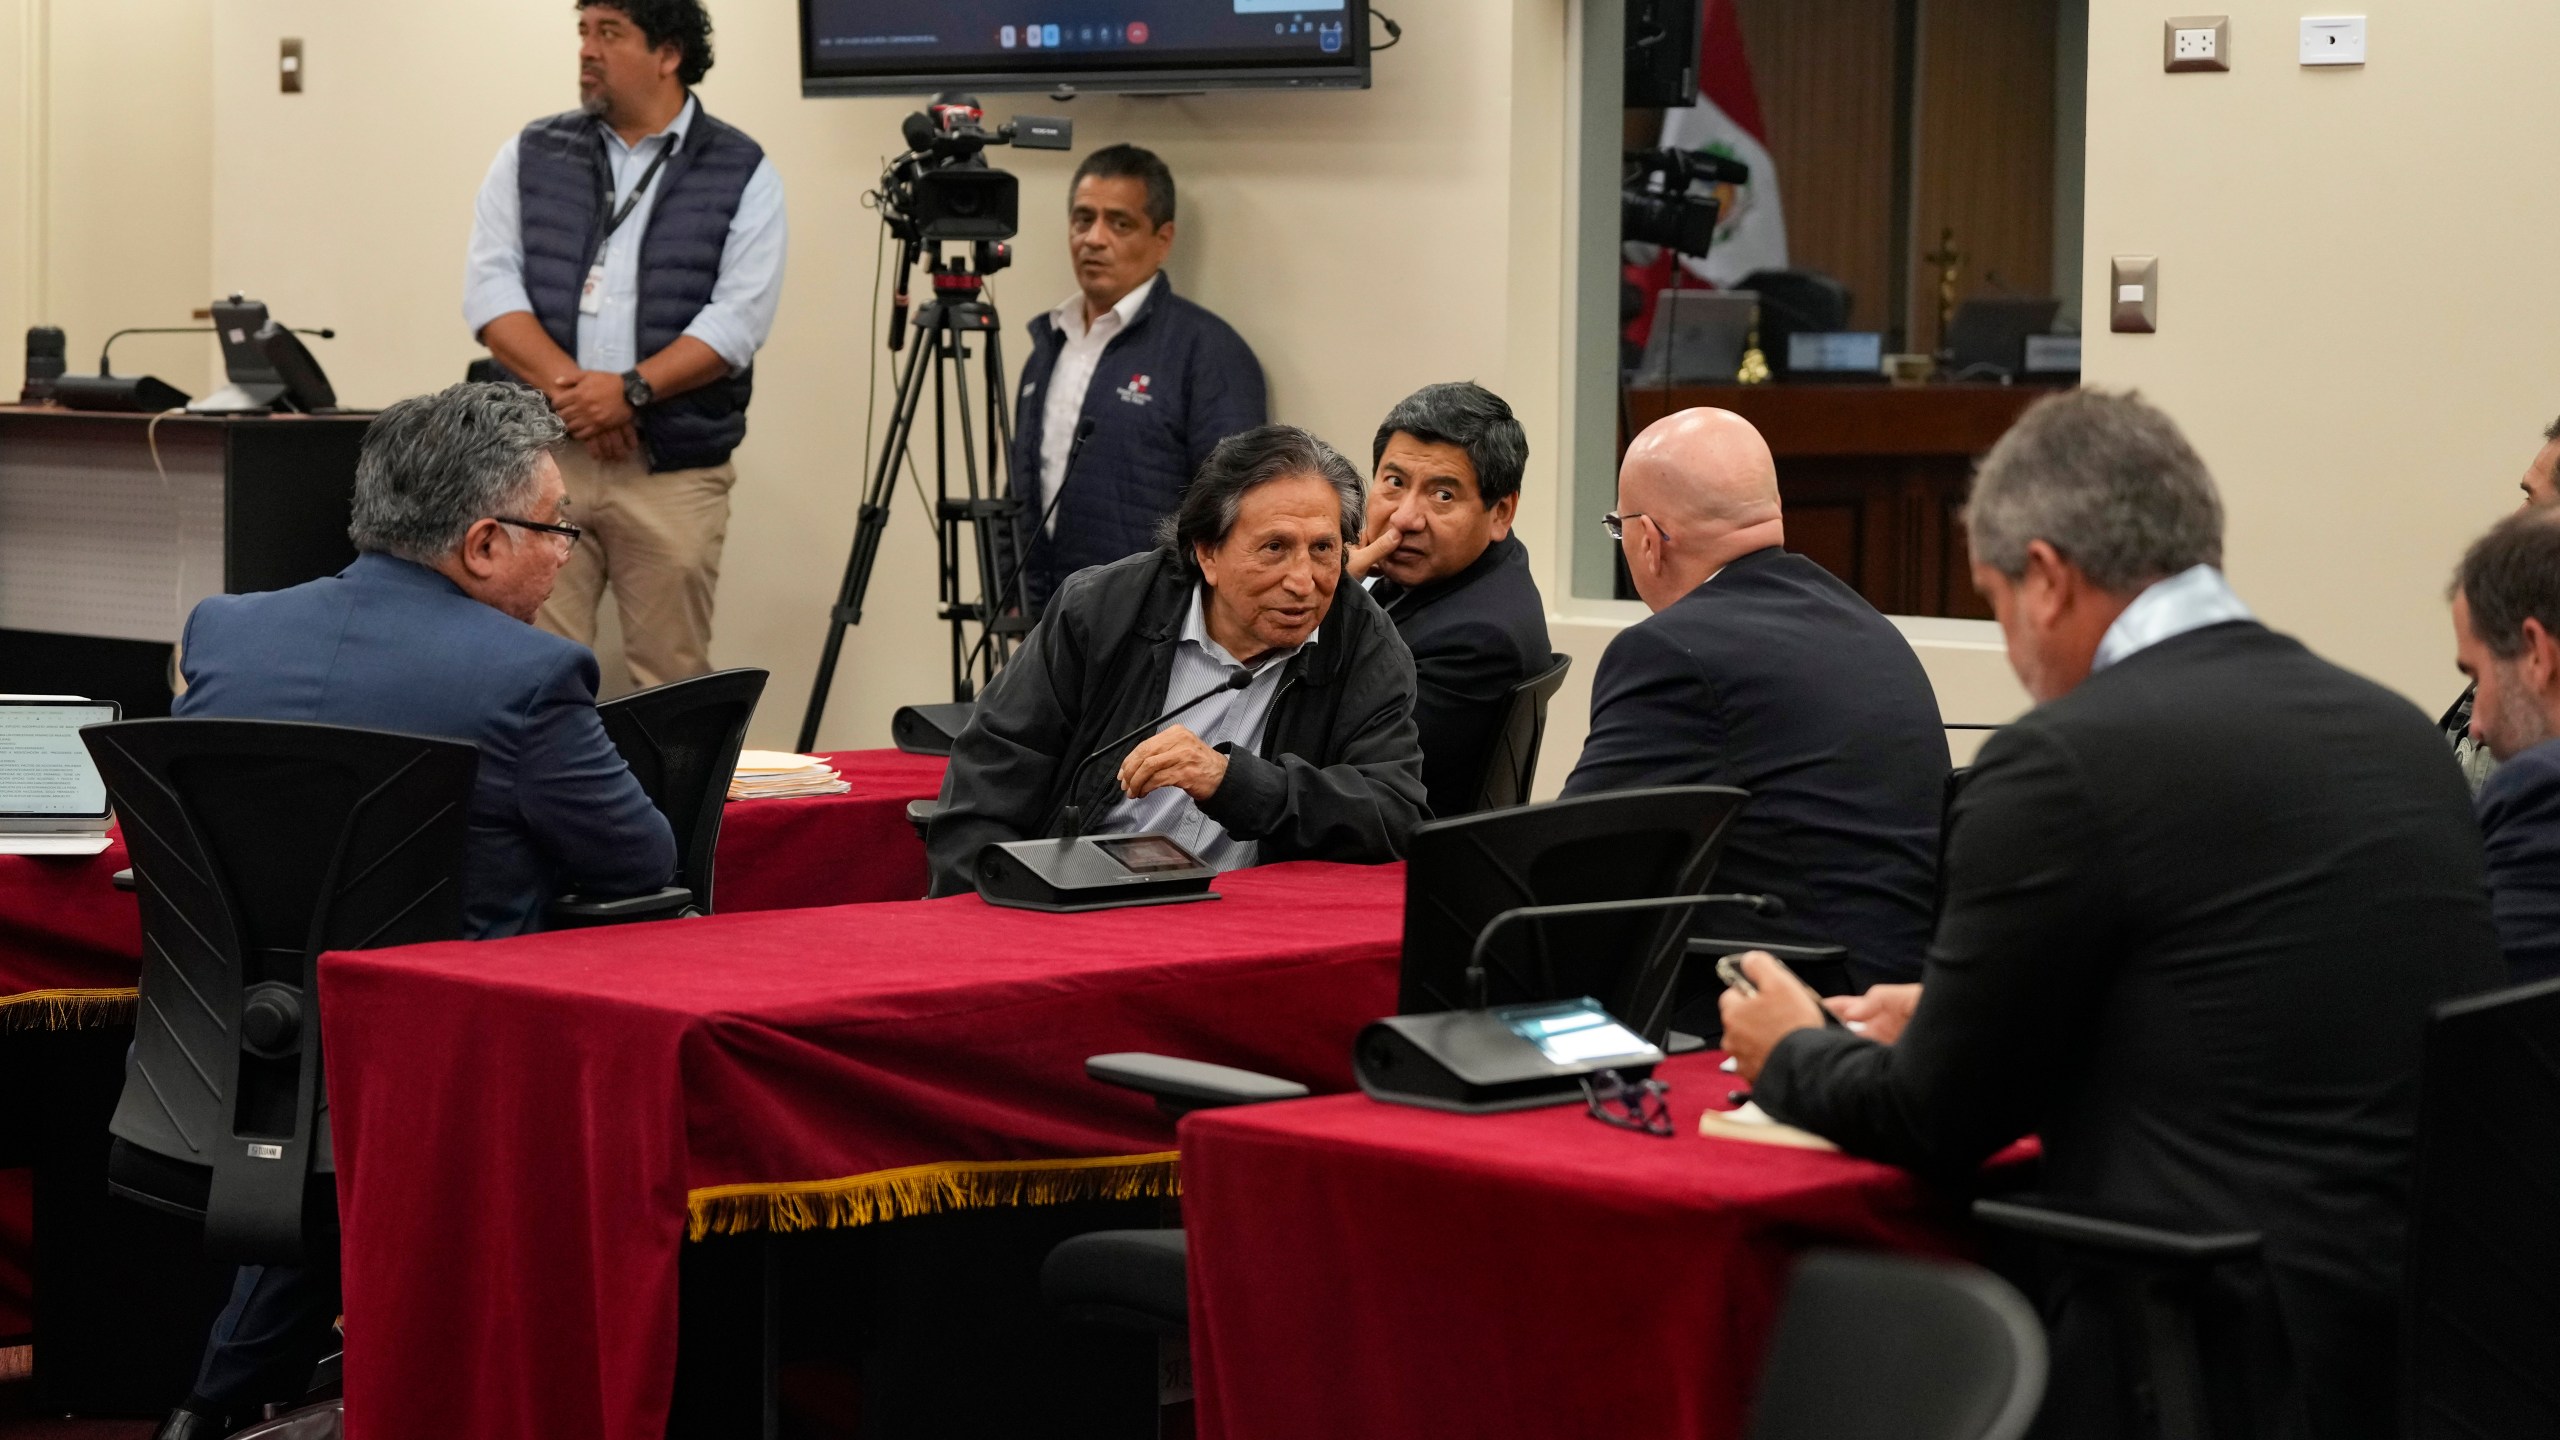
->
[876,93,1073,248]
[1622,146,1751,260]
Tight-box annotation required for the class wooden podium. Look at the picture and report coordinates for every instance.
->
[0,405,370,715]
[1622,383,2063,619]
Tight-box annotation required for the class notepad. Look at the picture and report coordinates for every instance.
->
[1697,1101,1841,1152]
[727,751,852,801]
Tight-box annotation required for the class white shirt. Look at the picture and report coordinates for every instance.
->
[1031,274,1158,533]
[1098,581,1312,871]
[2091,564,2256,673]
[462,95,789,375]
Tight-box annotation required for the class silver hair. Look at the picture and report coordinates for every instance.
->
[1156,424,1364,578]
[347,382,567,563]
[1965,389,2224,591]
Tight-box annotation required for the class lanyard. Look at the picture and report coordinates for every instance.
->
[591,132,679,268]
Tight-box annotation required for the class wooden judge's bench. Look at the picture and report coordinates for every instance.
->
[1622,383,2066,620]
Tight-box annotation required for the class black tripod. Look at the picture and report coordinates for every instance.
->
[797,248,1031,751]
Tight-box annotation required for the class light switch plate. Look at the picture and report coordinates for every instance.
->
[2300,15,2365,66]
[2164,16,2229,72]
[279,37,303,93]
[2111,256,2159,334]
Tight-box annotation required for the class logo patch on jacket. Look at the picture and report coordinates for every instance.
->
[1115,373,1154,407]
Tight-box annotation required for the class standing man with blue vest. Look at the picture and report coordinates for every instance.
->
[464,0,786,688]
[1012,144,1266,609]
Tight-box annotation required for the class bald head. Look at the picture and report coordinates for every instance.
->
[1614,408,1786,612]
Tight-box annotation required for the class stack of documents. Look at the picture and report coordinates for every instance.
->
[728,750,851,801]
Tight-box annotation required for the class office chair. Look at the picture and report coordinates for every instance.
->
[1464,653,1572,814]
[1735,268,1853,378]
[1747,1250,2046,1440]
[548,667,767,927]
[80,719,477,1262]
[1970,976,2560,1440]
[1044,788,1755,1347]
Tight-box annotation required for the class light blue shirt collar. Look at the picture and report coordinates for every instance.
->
[606,93,696,157]
[2091,564,2255,673]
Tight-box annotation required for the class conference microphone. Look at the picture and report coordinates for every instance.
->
[1057,665,1260,840]
[97,326,215,377]
[1460,891,1786,1011]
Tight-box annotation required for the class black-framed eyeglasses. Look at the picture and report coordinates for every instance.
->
[1581,1068,1674,1138]
[1601,511,1649,542]
[495,515,583,546]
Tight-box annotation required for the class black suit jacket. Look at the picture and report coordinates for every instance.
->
[1758,621,2503,1440]
[1370,535,1551,818]
[2476,736,2560,984]
[1563,547,1945,991]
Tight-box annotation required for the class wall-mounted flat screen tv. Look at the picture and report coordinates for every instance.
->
[800,1,1373,97]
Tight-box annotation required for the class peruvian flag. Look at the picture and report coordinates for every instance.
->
[1625,0,1788,346]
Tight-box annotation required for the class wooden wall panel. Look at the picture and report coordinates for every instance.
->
[1909,0,2060,352]
[1731,0,1899,332]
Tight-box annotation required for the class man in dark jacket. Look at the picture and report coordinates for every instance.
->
[2449,504,2560,983]
[1010,144,1266,608]
[930,425,1424,896]
[156,383,676,1440]
[1722,391,2503,1440]
[1347,382,1551,818]
[1564,407,1945,1001]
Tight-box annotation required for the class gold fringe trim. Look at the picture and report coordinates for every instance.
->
[0,987,139,1031]
[686,1150,1182,1241]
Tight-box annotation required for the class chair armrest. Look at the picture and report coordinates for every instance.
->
[905,799,939,839]
[1973,1196,2262,1265]
[547,885,696,929]
[111,868,135,893]
[1085,1052,1309,1116]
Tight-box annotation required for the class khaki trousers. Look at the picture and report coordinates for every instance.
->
[538,442,737,690]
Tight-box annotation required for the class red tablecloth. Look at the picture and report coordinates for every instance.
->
[1182,1053,1993,1440]
[320,860,1407,1440]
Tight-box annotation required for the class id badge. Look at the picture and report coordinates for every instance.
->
[578,264,606,316]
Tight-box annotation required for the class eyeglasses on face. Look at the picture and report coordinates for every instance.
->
[1602,511,1649,542]
[494,515,583,546]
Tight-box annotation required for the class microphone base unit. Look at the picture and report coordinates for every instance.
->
[186,381,287,416]
[1355,998,1664,1114]
[974,833,1221,913]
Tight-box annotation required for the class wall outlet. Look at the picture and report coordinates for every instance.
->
[279,37,303,93]
[2300,15,2365,66]
[2164,16,2229,72]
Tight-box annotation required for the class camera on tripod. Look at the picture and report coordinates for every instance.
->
[1622,146,1751,260]
[879,94,1072,247]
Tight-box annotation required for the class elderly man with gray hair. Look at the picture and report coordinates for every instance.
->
[176,380,675,941]
[928,423,1426,896]
[1717,390,2499,1440]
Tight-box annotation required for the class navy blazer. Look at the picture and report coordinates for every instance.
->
[1009,274,1267,605]
[1563,547,1945,995]
[2477,737,2560,984]
[1370,534,1552,817]
[173,552,676,938]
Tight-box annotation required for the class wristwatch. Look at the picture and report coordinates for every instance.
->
[621,369,654,410]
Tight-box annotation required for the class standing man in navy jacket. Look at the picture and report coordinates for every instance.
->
[1012,144,1266,607]
[466,0,787,690]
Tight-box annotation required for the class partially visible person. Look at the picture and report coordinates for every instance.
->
[1721,390,2502,1440]
[1344,382,1550,817]
[929,425,1424,896]
[2450,505,2560,984]
[156,382,675,1440]
[1010,143,1266,608]
[2439,414,2560,787]
[465,0,787,689]
[1564,407,1945,1003]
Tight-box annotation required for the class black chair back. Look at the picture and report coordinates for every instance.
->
[1748,1250,2046,1440]
[596,668,767,915]
[1468,653,1573,814]
[81,719,477,1263]
[2402,977,2560,1438]
[1397,785,1748,1040]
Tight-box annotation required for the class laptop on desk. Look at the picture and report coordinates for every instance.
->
[0,697,121,855]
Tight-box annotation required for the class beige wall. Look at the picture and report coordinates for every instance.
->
[2081,0,2560,706]
[2,0,214,396]
[203,0,1583,754]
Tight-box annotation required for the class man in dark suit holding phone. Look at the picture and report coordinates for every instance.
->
[1721,391,2502,1440]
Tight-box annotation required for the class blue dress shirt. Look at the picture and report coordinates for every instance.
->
[2092,564,2257,673]
[463,94,788,374]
